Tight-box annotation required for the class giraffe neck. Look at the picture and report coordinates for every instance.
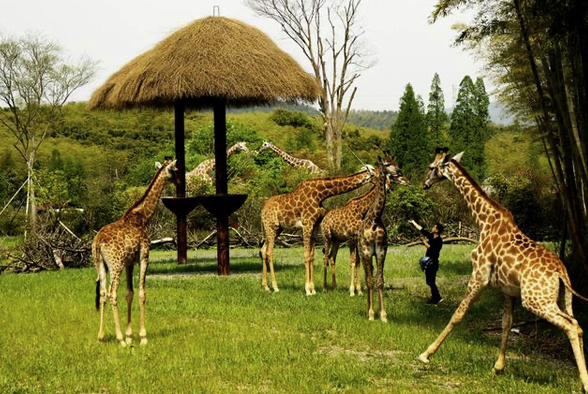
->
[302,170,372,202]
[447,161,504,231]
[125,166,169,222]
[363,171,387,225]
[266,144,303,167]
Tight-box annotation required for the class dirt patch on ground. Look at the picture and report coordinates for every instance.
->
[316,345,404,362]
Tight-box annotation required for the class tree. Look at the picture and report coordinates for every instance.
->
[388,84,428,176]
[426,73,448,147]
[448,75,490,181]
[246,0,370,172]
[0,34,96,235]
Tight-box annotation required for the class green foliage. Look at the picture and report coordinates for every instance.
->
[388,84,429,177]
[384,185,437,240]
[489,173,557,241]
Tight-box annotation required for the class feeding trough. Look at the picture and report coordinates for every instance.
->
[88,16,318,274]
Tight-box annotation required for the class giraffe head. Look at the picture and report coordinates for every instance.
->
[382,150,409,186]
[230,142,250,154]
[258,141,271,153]
[155,158,181,187]
[423,147,463,189]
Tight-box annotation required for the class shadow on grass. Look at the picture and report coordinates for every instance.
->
[148,259,299,277]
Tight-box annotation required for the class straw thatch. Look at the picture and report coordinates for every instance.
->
[88,17,319,110]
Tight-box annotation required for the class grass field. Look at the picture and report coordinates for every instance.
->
[1,244,585,393]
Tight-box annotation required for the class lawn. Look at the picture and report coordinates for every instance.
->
[0,244,585,393]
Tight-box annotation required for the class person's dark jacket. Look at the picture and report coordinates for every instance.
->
[420,229,443,262]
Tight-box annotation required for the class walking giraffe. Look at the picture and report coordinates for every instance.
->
[260,164,381,295]
[93,158,180,346]
[186,142,249,186]
[259,141,325,175]
[321,152,408,295]
[420,147,588,392]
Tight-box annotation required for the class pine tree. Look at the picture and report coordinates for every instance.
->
[426,73,448,147]
[449,75,490,181]
[388,84,428,176]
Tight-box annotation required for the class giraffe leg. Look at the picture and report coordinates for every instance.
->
[109,269,126,346]
[322,238,331,291]
[97,258,108,342]
[349,243,357,296]
[329,241,339,290]
[376,244,387,323]
[138,242,150,345]
[363,254,375,321]
[493,295,514,373]
[124,264,134,345]
[268,228,281,292]
[303,228,316,296]
[562,287,584,353]
[352,246,362,296]
[261,238,270,292]
[524,297,588,392]
[418,280,485,363]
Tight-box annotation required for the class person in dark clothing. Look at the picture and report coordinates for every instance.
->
[408,220,444,304]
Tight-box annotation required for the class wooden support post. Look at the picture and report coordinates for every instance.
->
[214,99,230,275]
[175,101,188,264]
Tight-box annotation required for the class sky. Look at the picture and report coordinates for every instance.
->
[0,0,487,112]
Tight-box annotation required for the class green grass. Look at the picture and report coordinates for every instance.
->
[0,244,585,393]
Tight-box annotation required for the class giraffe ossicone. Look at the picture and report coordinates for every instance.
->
[420,147,588,393]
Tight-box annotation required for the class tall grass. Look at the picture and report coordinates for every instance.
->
[0,244,584,393]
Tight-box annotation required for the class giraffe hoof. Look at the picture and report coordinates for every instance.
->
[119,340,127,348]
[264,286,271,292]
[125,337,133,345]
[417,354,430,364]
[380,315,388,323]
[140,338,148,346]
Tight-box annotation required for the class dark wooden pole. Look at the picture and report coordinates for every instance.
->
[214,99,230,275]
[174,101,188,264]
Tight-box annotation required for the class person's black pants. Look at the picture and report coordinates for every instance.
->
[425,261,441,302]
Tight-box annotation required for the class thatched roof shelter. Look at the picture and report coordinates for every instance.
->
[88,16,319,109]
[88,16,318,273]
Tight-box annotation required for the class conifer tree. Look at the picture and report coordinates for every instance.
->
[388,84,428,176]
[426,73,448,147]
[449,75,490,181]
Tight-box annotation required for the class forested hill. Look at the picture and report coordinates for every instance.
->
[229,104,398,131]
[347,110,398,130]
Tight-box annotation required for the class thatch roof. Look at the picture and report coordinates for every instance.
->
[88,17,319,110]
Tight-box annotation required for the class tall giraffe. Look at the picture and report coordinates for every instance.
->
[260,165,379,295]
[92,159,180,346]
[259,141,325,175]
[321,153,408,295]
[420,147,588,392]
[358,156,398,323]
[186,142,249,186]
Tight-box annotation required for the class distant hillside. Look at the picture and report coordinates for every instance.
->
[346,110,398,131]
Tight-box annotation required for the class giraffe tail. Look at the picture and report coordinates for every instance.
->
[560,268,588,303]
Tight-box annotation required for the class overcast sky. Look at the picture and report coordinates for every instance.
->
[0,0,486,112]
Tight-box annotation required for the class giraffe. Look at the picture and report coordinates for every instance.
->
[260,164,381,295]
[259,141,325,175]
[357,156,397,322]
[92,158,180,346]
[186,142,250,187]
[321,153,408,296]
[420,147,588,392]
